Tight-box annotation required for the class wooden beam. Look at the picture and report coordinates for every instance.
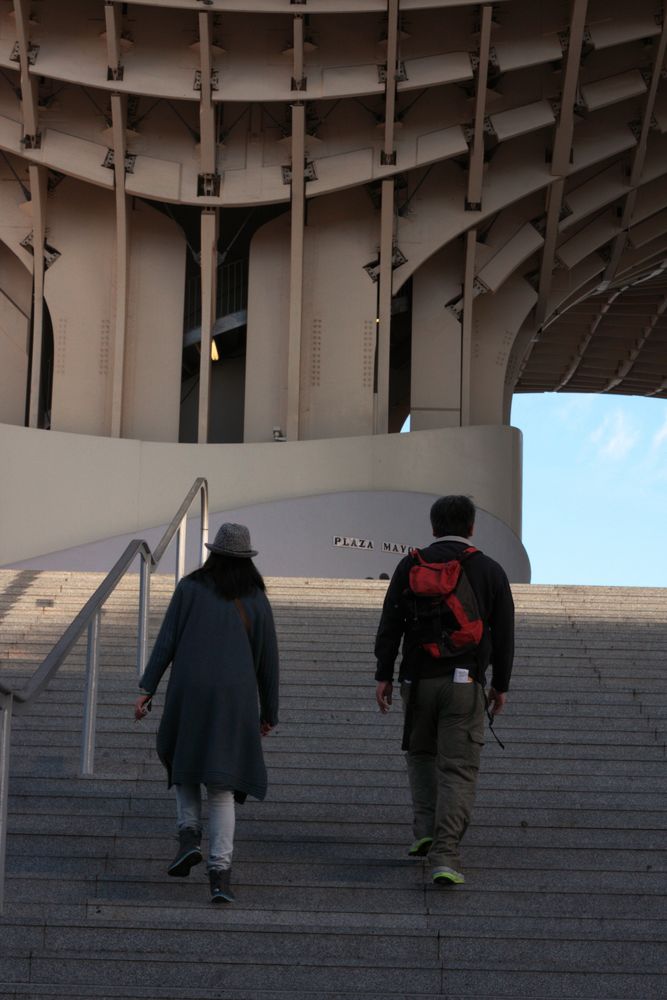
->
[198,11,217,176]
[198,209,218,443]
[104,1,123,79]
[602,5,667,286]
[374,0,400,434]
[382,0,399,162]
[286,97,306,441]
[375,178,394,434]
[460,229,477,426]
[466,5,492,210]
[551,0,589,177]
[13,0,39,140]
[102,6,131,438]
[26,165,46,428]
[521,0,589,371]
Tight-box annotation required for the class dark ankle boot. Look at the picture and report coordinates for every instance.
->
[167,827,202,877]
[209,867,235,903]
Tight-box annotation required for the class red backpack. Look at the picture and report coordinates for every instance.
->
[407,547,483,658]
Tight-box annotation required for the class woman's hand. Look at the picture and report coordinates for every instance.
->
[376,681,393,714]
[134,694,152,721]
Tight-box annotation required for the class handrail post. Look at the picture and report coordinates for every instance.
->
[0,692,14,915]
[80,612,101,778]
[200,482,209,566]
[137,551,151,680]
[175,515,186,584]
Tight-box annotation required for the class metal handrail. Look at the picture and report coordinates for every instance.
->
[0,477,209,913]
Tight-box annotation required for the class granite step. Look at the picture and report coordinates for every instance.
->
[0,571,665,1000]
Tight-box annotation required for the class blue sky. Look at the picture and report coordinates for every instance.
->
[510,393,667,587]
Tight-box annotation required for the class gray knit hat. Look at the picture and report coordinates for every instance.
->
[205,522,257,558]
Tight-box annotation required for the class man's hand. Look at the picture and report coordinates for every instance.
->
[487,688,506,716]
[260,721,273,737]
[376,681,393,714]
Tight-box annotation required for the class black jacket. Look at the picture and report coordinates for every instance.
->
[374,538,515,692]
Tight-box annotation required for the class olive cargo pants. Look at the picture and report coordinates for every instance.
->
[401,674,485,871]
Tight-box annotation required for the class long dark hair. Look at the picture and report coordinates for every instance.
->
[189,552,266,600]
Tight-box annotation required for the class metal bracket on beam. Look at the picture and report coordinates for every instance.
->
[107,64,124,82]
[445,276,488,318]
[629,116,659,139]
[281,161,317,184]
[197,172,222,197]
[362,244,407,283]
[47,170,65,193]
[377,62,407,84]
[380,150,396,166]
[20,232,61,269]
[10,41,39,64]
[21,132,41,149]
[194,70,220,92]
[102,149,137,173]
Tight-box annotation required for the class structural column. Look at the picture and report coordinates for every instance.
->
[198,210,218,443]
[375,0,400,435]
[26,165,47,428]
[459,4,492,426]
[104,2,130,438]
[511,0,588,393]
[196,9,220,443]
[14,0,44,428]
[286,14,306,441]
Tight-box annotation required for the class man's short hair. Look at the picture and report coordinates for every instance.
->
[430,495,476,538]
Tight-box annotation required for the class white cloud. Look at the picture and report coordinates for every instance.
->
[651,413,667,450]
[554,394,596,427]
[589,410,640,460]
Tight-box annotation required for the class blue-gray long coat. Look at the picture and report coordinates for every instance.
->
[139,576,279,800]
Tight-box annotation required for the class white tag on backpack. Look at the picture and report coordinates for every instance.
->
[453,668,470,684]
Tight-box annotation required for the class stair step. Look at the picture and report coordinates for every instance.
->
[0,570,665,998]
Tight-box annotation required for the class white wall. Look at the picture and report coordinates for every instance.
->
[10,490,531,583]
[0,422,524,568]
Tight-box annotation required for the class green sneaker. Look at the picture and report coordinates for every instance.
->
[432,866,465,886]
[407,836,433,857]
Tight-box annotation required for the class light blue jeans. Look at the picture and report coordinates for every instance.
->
[175,784,235,872]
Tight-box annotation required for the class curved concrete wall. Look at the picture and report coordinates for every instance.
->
[0,421,526,577]
[10,490,530,583]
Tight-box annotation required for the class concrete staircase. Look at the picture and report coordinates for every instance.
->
[0,569,665,999]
